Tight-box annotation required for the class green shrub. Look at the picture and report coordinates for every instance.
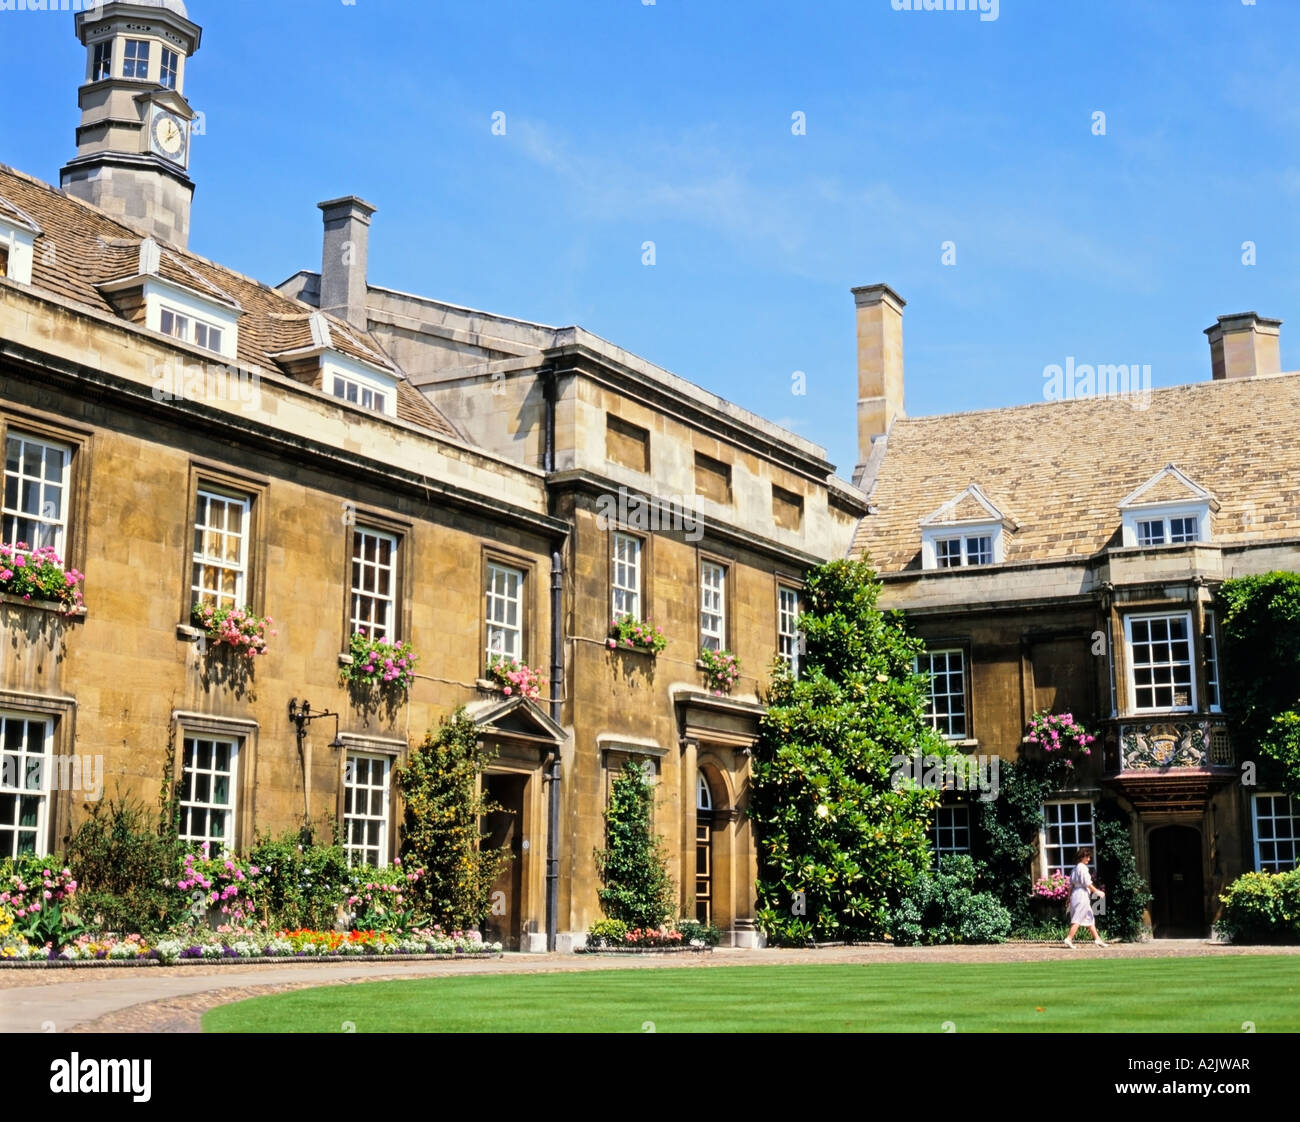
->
[676,918,723,946]
[398,710,510,930]
[587,918,629,946]
[888,855,1011,946]
[1093,807,1151,941]
[751,560,958,945]
[595,763,676,929]
[1217,870,1300,943]
[64,797,185,935]
[247,835,351,931]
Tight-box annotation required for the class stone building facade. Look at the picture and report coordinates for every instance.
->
[0,0,866,951]
[848,288,1300,936]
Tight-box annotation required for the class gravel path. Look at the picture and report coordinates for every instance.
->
[4,940,1297,1034]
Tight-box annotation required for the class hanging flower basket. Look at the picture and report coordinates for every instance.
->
[485,655,546,701]
[0,543,84,614]
[607,617,667,655]
[698,647,741,695]
[191,603,274,658]
[340,630,417,692]
[1025,711,1096,769]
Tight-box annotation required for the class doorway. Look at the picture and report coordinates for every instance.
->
[1148,825,1205,937]
[482,773,526,950]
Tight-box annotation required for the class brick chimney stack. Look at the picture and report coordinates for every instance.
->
[1204,312,1282,380]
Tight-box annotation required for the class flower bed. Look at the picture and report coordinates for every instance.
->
[191,602,275,658]
[485,655,546,701]
[0,543,84,613]
[580,918,716,953]
[607,616,667,655]
[1,926,502,964]
[341,630,417,691]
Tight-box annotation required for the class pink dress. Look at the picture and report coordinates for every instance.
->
[1069,862,1095,924]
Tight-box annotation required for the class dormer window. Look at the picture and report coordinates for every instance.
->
[123,39,150,80]
[1118,464,1216,548]
[160,49,179,90]
[1136,516,1199,547]
[0,206,40,286]
[161,306,225,355]
[919,484,1017,571]
[92,41,112,81]
[332,374,388,415]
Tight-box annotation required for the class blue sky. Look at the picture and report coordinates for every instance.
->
[3,0,1299,479]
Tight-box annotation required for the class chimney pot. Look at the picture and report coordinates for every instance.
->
[1203,311,1281,380]
[853,283,906,476]
[318,196,377,330]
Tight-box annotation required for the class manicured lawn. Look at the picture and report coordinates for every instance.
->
[203,956,1300,1033]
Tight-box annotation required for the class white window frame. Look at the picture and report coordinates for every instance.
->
[932,805,971,859]
[611,532,642,620]
[1204,611,1221,713]
[350,527,398,641]
[0,215,37,286]
[917,648,967,740]
[3,432,71,555]
[485,562,524,662]
[921,520,1003,570]
[777,585,801,676]
[331,374,389,416]
[1041,800,1095,877]
[1124,611,1196,714]
[161,305,225,355]
[1252,793,1300,873]
[344,752,391,868]
[0,712,53,859]
[191,489,250,611]
[178,736,238,851]
[699,560,726,651]
[1120,503,1211,548]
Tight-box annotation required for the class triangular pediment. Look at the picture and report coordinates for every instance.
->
[1118,464,1218,510]
[920,483,1018,530]
[467,694,565,744]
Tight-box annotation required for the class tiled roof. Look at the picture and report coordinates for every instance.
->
[0,163,461,441]
[850,373,1300,570]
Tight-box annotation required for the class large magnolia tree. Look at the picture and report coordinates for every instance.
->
[751,559,957,943]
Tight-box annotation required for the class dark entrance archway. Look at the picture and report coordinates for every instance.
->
[1148,825,1205,937]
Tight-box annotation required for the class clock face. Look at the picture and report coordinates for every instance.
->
[150,109,188,165]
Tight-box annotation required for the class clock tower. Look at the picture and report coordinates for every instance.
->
[60,0,202,249]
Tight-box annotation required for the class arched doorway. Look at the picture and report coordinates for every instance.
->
[1148,824,1205,937]
[695,774,714,924]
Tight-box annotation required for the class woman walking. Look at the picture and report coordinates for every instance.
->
[1064,847,1106,948]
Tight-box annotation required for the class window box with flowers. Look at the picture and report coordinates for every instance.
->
[697,647,741,695]
[1024,711,1097,771]
[191,603,275,658]
[483,655,546,701]
[0,543,85,615]
[340,630,417,693]
[607,616,667,656]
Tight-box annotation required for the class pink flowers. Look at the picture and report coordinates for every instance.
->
[608,616,668,655]
[0,542,84,612]
[1027,711,1096,759]
[191,602,274,658]
[342,632,418,691]
[699,647,742,695]
[485,655,547,701]
[1033,872,1071,901]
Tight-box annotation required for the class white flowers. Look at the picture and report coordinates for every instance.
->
[816,804,830,819]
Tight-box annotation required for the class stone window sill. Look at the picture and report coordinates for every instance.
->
[1,592,86,618]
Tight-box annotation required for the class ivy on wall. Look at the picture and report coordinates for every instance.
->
[1218,572,1300,797]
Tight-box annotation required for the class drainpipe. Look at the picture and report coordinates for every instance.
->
[543,368,563,952]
